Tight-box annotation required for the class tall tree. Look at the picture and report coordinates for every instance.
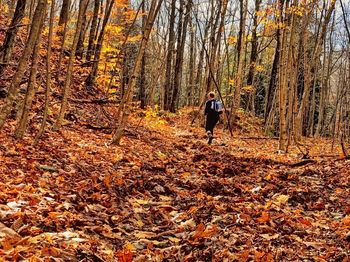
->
[0,0,27,75]
[295,0,336,139]
[0,0,47,128]
[230,0,248,124]
[53,0,89,130]
[139,0,147,109]
[35,0,55,144]
[15,15,45,139]
[170,0,193,112]
[86,0,115,91]
[246,0,261,112]
[163,0,176,110]
[86,0,101,62]
[112,0,163,144]
[58,0,71,27]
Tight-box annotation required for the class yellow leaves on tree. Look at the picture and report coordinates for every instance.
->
[228,36,237,45]
[116,0,129,8]
[242,85,255,94]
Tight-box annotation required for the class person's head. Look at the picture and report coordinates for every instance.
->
[208,91,215,99]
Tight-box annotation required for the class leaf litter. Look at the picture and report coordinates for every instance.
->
[0,10,348,261]
[0,111,350,261]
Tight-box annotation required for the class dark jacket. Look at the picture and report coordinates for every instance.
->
[205,99,221,117]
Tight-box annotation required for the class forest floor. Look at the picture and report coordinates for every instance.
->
[0,108,350,261]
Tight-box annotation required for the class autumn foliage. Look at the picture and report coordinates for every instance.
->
[1,0,350,261]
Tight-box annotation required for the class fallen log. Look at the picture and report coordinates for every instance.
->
[289,159,317,168]
[69,98,119,105]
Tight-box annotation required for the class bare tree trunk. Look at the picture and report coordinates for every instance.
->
[0,0,47,129]
[0,0,27,75]
[187,17,195,106]
[57,0,71,77]
[111,0,163,145]
[76,9,90,59]
[246,0,261,112]
[230,0,247,124]
[279,0,300,152]
[35,0,55,144]
[58,0,71,27]
[139,0,147,109]
[265,9,282,123]
[295,0,335,139]
[163,0,176,110]
[86,0,101,62]
[170,0,192,112]
[15,17,45,138]
[277,0,288,151]
[53,0,89,130]
[86,0,115,91]
[194,17,210,106]
[204,0,222,95]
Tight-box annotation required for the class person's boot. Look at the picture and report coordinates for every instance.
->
[207,131,213,145]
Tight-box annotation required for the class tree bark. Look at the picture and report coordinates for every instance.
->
[35,0,55,144]
[265,10,282,123]
[15,15,45,139]
[170,0,192,112]
[86,0,101,62]
[163,0,176,110]
[76,5,90,59]
[139,0,147,109]
[295,0,335,139]
[86,0,115,91]
[246,0,261,112]
[0,0,47,129]
[187,17,195,106]
[111,0,163,145]
[53,0,89,130]
[230,0,247,124]
[0,0,27,75]
[58,0,71,26]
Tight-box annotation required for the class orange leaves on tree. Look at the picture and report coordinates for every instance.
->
[116,0,129,8]
[228,36,238,45]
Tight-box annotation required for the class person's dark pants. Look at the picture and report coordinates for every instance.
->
[205,115,219,136]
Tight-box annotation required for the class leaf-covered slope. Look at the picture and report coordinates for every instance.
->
[0,115,350,261]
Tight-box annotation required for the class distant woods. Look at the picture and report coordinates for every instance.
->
[0,0,349,151]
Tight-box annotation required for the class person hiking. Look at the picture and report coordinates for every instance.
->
[204,91,223,144]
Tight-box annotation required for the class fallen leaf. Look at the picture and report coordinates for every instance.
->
[257,211,269,223]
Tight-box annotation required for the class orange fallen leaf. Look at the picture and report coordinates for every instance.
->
[192,223,217,239]
[342,216,350,226]
[239,250,250,262]
[192,223,205,239]
[257,211,269,223]
[104,175,111,189]
[116,249,133,262]
[299,218,312,227]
